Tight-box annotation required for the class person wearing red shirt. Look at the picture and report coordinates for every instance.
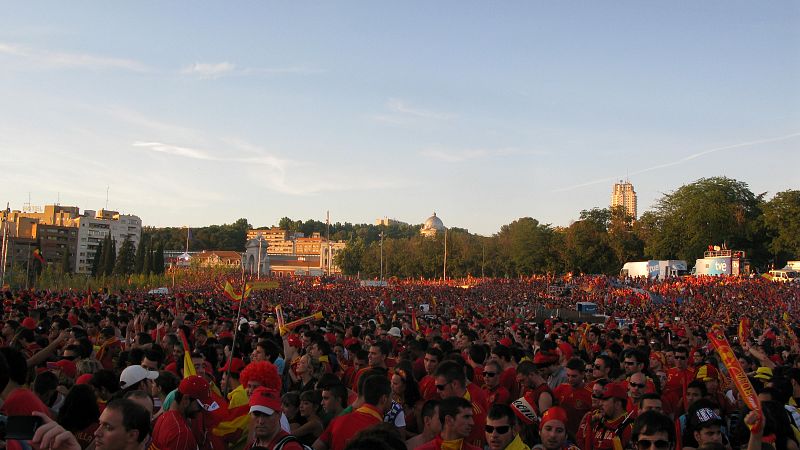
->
[246,387,304,450]
[313,374,391,450]
[434,361,488,448]
[552,358,592,439]
[151,375,216,450]
[491,345,519,400]
[583,383,635,450]
[662,346,695,415]
[482,360,511,406]
[417,397,482,450]
[420,348,443,401]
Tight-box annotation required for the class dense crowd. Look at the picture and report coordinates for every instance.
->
[1,274,799,450]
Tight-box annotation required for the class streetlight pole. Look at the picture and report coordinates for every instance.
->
[443,228,448,282]
[379,230,384,282]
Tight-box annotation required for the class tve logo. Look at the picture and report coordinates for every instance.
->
[715,262,727,272]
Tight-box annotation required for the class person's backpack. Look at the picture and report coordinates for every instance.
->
[274,434,313,450]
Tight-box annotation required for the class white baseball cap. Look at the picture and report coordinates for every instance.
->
[120,365,159,389]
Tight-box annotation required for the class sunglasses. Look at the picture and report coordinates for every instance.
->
[674,355,686,360]
[593,364,603,369]
[485,425,511,434]
[484,372,497,377]
[623,361,637,366]
[629,382,647,389]
[436,384,447,391]
[592,394,605,400]
[637,439,670,450]
[585,368,593,372]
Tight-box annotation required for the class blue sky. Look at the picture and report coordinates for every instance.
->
[1,2,798,236]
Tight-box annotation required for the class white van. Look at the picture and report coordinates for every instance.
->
[769,270,799,283]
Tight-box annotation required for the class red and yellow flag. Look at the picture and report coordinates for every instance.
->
[32,248,46,264]
[707,325,762,428]
[223,281,252,302]
[411,308,420,332]
[738,317,751,344]
[178,329,197,378]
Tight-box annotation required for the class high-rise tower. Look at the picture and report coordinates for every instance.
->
[611,180,637,220]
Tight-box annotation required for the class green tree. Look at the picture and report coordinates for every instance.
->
[495,218,560,275]
[641,177,765,263]
[762,190,800,264]
[61,246,71,274]
[134,235,147,274]
[560,216,616,274]
[91,240,103,277]
[103,236,117,277]
[154,242,165,274]
[114,238,136,275]
[336,238,365,275]
[142,244,152,275]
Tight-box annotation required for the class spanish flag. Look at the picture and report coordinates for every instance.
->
[32,248,46,264]
[178,329,196,378]
[738,317,750,344]
[223,281,252,302]
[411,308,420,332]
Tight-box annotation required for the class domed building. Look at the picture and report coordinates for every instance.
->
[420,212,446,237]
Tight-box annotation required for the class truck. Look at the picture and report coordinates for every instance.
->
[693,246,750,276]
[769,269,799,283]
[620,260,687,279]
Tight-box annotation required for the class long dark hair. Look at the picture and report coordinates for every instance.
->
[58,384,100,431]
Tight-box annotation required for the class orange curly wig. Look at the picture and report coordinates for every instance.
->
[240,361,282,391]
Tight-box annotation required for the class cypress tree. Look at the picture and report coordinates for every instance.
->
[114,237,135,275]
[142,244,152,274]
[61,246,71,274]
[154,242,165,274]
[104,237,116,276]
[91,241,103,277]
[134,235,147,274]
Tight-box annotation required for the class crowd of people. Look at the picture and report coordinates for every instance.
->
[0,273,799,450]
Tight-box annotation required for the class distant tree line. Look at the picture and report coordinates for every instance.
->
[136,177,799,278]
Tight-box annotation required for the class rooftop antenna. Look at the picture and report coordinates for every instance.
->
[105,186,109,210]
[57,191,60,206]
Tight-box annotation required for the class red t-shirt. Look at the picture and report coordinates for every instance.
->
[483,385,511,406]
[151,410,197,450]
[465,383,489,448]
[416,435,482,450]
[499,366,518,399]
[586,411,635,450]
[419,374,439,401]
[318,404,383,450]
[553,383,593,438]
[246,431,304,450]
[0,387,51,417]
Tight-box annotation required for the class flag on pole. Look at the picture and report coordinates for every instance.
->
[32,248,45,264]
[178,329,197,378]
[223,281,252,302]
[411,307,420,332]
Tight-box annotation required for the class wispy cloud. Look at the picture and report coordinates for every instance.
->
[553,132,800,192]
[133,141,288,172]
[0,42,150,71]
[181,61,323,79]
[180,62,236,79]
[386,98,453,120]
[420,146,547,162]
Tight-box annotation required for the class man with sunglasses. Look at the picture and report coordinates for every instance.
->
[485,404,529,450]
[631,410,676,450]
[627,372,650,414]
[483,360,511,406]
[663,346,696,416]
[434,360,489,448]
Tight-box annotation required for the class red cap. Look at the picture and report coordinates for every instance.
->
[221,358,246,375]
[600,382,628,400]
[22,317,37,330]
[47,360,77,378]
[249,386,282,415]
[533,351,559,366]
[499,337,513,347]
[179,375,217,411]
[540,406,568,430]
[286,334,302,348]
[76,373,94,385]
